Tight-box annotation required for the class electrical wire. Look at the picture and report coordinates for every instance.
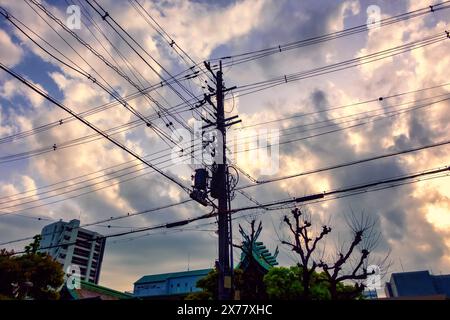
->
[6,165,449,255]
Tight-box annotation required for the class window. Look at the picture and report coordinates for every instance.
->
[77,231,93,241]
[74,247,90,258]
[72,256,88,266]
[75,240,91,250]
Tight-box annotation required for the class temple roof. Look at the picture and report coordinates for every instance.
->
[67,280,134,300]
[237,221,279,272]
[239,241,279,272]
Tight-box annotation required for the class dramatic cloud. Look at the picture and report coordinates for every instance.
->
[0,0,449,294]
[0,28,23,66]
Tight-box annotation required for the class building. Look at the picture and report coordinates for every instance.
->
[133,269,212,299]
[133,226,279,299]
[61,280,134,300]
[362,289,378,299]
[385,270,450,299]
[40,219,106,284]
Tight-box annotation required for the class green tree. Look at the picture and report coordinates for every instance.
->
[185,268,243,300]
[0,248,19,300]
[263,266,303,300]
[264,266,358,300]
[0,235,64,300]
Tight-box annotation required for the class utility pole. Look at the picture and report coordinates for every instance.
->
[191,60,240,300]
[216,61,232,300]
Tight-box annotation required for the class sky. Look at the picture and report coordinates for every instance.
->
[0,0,450,294]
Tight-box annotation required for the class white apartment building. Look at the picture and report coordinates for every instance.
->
[40,219,106,284]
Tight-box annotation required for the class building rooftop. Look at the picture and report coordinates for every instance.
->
[386,270,450,298]
[66,280,134,300]
[390,270,436,296]
[134,268,212,285]
[237,239,279,272]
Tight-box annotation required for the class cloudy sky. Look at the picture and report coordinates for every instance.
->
[0,0,450,294]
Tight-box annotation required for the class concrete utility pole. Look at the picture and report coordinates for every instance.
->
[216,61,232,300]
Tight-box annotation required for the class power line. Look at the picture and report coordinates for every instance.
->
[2,4,444,150]
[207,1,450,66]
[0,6,183,149]
[237,138,450,190]
[232,95,450,154]
[230,93,450,145]
[4,85,445,164]
[0,198,194,246]
[233,32,449,97]
[230,165,450,213]
[3,2,213,184]
[2,80,447,200]
[130,0,214,85]
[21,1,187,146]
[2,33,447,147]
[236,82,450,129]
[0,152,191,213]
[2,89,446,210]
[0,62,191,194]
[71,0,154,92]
[85,0,202,111]
[0,89,444,220]
[6,165,449,255]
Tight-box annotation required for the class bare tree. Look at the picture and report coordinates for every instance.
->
[282,207,331,299]
[282,207,389,300]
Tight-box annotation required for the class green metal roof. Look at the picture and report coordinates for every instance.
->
[235,223,279,272]
[68,280,134,300]
[134,268,212,285]
[237,242,279,272]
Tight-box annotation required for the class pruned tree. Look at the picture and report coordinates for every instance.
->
[281,207,389,300]
[281,207,331,299]
[318,212,390,299]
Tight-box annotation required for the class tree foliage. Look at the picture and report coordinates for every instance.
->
[0,235,64,300]
[185,268,243,300]
[264,266,361,300]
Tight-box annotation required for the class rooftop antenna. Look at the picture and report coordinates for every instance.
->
[187,252,190,271]
[399,258,405,272]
